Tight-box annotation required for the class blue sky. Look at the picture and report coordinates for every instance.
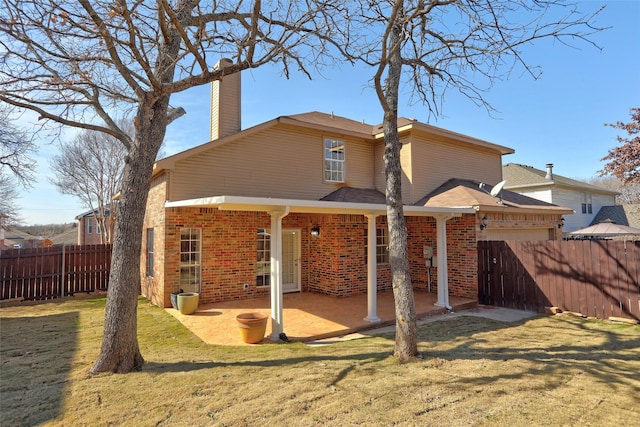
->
[15,1,640,225]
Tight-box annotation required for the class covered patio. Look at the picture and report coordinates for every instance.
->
[166,291,477,345]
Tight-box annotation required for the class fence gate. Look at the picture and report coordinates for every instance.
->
[478,240,640,321]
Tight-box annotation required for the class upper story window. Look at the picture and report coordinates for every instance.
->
[581,193,593,214]
[324,137,345,182]
[87,218,93,234]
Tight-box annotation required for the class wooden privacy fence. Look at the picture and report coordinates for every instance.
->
[478,240,640,321]
[0,244,112,301]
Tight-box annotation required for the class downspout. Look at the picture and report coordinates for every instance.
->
[269,207,290,341]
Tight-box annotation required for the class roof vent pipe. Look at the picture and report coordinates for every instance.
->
[545,163,554,180]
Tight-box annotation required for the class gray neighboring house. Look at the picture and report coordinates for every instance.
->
[502,163,618,232]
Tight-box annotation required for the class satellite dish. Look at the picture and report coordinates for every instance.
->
[490,180,506,197]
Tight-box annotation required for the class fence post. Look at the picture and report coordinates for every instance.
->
[61,244,66,296]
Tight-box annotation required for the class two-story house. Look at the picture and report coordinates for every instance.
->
[502,163,618,233]
[75,209,112,245]
[140,60,570,336]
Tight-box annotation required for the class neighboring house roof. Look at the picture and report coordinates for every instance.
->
[3,229,33,241]
[570,219,640,237]
[416,178,573,214]
[51,228,79,246]
[502,163,618,195]
[75,208,111,220]
[591,203,640,228]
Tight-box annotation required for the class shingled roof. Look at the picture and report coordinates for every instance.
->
[502,163,618,195]
[591,203,640,228]
[319,187,386,204]
[415,178,572,214]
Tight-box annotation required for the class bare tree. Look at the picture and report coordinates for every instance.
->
[0,175,21,228]
[348,0,603,360]
[49,121,131,243]
[587,175,640,205]
[0,105,37,227]
[0,0,349,373]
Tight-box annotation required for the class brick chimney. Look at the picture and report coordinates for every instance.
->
[210,58,241,141]
[545,163,554,180]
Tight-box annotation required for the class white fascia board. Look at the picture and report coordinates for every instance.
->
[165,195,475,217]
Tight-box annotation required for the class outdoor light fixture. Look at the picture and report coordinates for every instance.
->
[480,216,489,231]
[310,225,321,237]
[558,217,565,229]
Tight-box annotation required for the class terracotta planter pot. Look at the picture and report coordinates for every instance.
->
[177,292,199,315]
[236,312,268,344]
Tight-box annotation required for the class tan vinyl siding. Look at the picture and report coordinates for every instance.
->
[344,135,375,189]
[171,125,375,201]
[373,137,413,202]
[210,86,220,140]
[400,137,413,203]
[409,134,503,203]
[210,72,241,140]
[374,140,385,193]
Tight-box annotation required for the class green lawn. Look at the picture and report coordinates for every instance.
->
[1,296,638,426]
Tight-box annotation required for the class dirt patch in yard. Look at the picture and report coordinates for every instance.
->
[1,297,638,426]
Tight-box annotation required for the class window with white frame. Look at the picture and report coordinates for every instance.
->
[324,137,345,182]
[87,218,93,234]
[256,229,270,287]
[179,228,201,292]
[581,193,593,214]
[365,226,389,264]
[146,228,154,277]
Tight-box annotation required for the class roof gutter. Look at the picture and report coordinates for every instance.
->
[165,195,475,217]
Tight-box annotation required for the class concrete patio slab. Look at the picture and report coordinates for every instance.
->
[166,290,477,346]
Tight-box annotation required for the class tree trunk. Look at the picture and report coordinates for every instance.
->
[90,100,168,374]
[382,3,418,361]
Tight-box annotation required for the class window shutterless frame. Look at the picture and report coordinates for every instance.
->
[323,137,345,183]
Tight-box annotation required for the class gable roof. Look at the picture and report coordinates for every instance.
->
[75,208,111,219]
[502,163,618,195]
[416,178,573,214]
[154,111,514,177]
[591,203,640,228]
[286,112,377,136]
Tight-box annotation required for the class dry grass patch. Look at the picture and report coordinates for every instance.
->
[1,296,638,426]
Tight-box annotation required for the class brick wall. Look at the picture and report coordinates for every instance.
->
[447,215,478,298]
[141,192,560,306]
[140,173,168,307]
[481,212,563,240]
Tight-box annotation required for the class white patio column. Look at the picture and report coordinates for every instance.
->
[364,214,381,322]
[269,208,289,340]
[435,214,453,309]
